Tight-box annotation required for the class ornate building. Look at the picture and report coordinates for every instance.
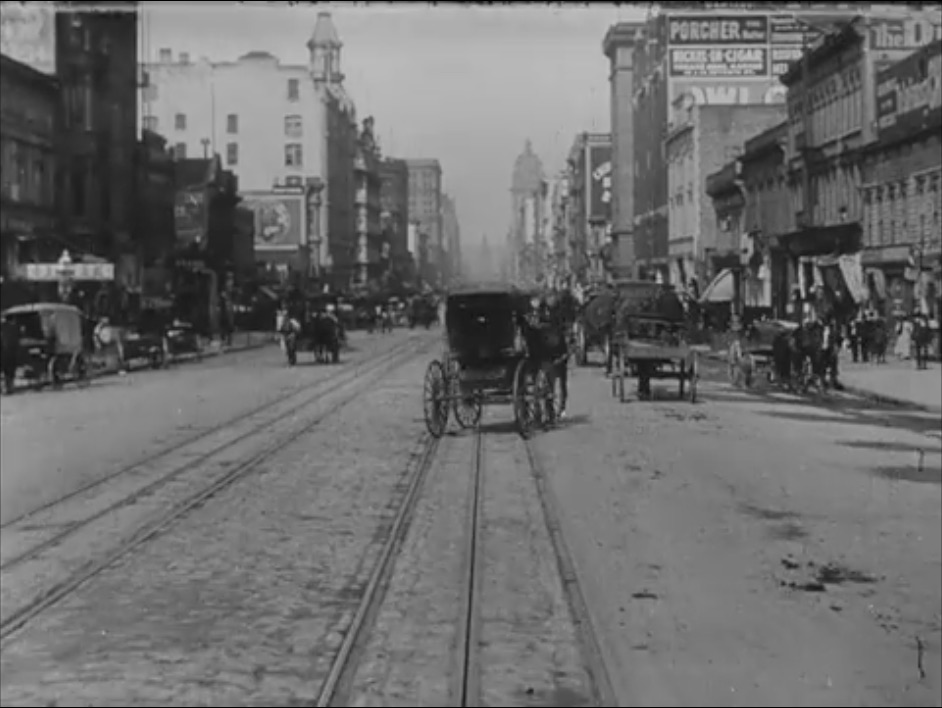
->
[509,140,546,286]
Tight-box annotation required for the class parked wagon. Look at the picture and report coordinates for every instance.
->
[608,281,699,402]
[422,287,554,439]
[1,302,91,389]
[727,319,798,388]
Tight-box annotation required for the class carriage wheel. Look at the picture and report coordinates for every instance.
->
[450,361,482,429]
[512,359,536,439]
[742,353,756,388]
[423,360,449,438]
[71,352,90,388]
[688,353,699,403]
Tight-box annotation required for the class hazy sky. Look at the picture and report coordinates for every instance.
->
[142,1,647,247]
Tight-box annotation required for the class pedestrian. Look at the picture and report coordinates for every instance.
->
[894,315,913,360]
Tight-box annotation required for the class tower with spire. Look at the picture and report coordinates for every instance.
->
[509,139,546,286]
[308,11,344,84]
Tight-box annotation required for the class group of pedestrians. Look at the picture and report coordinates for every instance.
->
[845,309,933,369]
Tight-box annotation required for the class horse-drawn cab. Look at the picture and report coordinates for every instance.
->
[422,287,555,439]
[280,294,342,366]
[1,302,92,390]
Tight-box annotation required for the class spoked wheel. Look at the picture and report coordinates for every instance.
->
[449,360,482,429]
[512,359,536,439]
[535,365,557,430]
[423,360,449,438]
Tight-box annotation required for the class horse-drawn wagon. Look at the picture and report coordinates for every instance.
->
[1,303,92,390]
[280,294,343,366]
[422,287,556,439]
[608,281,699,403]
[727,319,798,388]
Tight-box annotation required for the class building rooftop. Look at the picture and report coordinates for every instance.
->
[311,11,342,48]
[511,139,545,194]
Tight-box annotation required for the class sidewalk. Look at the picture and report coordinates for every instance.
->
[839,357,942,413]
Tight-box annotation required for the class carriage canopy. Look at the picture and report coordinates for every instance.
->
[445,288,528,363]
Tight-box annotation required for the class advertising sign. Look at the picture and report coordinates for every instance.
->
[869,17,942,54]
[876,41,942,144]
[243,193,304,251]
[667,15,769,45]
[670,46,768,78]
[587,144,612,223]
[18,262,114,282]
[670,80,786,107]
[174,189,206,247]
[0,2,56,75]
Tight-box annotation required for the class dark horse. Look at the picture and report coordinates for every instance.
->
[519,302,570,419]
[770,319,840,392]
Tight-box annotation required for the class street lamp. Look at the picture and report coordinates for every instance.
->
[56,250,75,302]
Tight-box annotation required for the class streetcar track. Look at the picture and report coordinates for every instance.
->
[0,333,420,532]
[0,336,423,573]
[319,424,616,707]
[0,338,433,645]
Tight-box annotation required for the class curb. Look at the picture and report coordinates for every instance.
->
[840,384,941,414]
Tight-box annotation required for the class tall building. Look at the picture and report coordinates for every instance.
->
[603,3,940,282]
[565,132,612,283]
[509,140,546,286]
[378,157,411,286]
[58,6,141,305]
[353,116,382,286]
[0,53,59,306]
[140,11,360,286]
[405,158,443,285]
[441,192,461,284]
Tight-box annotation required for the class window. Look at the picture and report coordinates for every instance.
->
[284,114,302,139]
[226,142,239,166]
[287,78,300,101]
[175,113,187,131]
[286,175,303,187]
[227,113,239,134]
[174,142,187,159]
[142,116,158,133]
[284,143,302,167]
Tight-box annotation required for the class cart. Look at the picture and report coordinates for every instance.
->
[2,303,91,389]
[422,287,553,439]
[727,319,798,388]
[608,281,699,403]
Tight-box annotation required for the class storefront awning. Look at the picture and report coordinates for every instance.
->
[699,268,735,304]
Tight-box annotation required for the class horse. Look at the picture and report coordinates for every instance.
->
[519,302,570,420]
[770,320,840,393]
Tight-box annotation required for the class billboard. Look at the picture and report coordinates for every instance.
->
[670,46,768,78]
[667,15,769,45]
[243,193,304,251]
[876,41,942,144]
[670,81,786,107]
[587,144,612,223]
[0,2,56,75]
[869,16,942,68]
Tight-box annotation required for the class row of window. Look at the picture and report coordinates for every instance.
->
[862,171,942,250]
[154,113,305,138]
[0,139,54,208]
[161,141,304,168]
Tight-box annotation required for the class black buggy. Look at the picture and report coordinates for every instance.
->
[422,287,555,439]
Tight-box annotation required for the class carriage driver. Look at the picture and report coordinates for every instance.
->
[538,290,570,420]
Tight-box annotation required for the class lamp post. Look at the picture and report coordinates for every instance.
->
[56,250,75,302]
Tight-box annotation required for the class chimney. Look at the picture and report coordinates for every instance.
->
[179,52,190,64]
[159,48,172,64]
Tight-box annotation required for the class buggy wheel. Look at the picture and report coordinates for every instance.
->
[423,360,449,438]
[512,359,535,439]
[71,352,90,387]
[449,359,482,429]
[534,366,555,430]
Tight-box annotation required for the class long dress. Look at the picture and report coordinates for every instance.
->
[894,320,912,360]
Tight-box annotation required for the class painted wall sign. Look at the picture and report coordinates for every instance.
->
[667,15,769,45]
[876,40,942,143]
[243,193,305,251]
[587,144,613,223]
[770,45,803,77]
[670,80,786,106]
[670,46,768,78]
[869,17,942,53]
[174,189,205,247]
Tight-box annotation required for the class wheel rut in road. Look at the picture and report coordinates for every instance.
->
[328,410,611,707]
[0,335,432,645]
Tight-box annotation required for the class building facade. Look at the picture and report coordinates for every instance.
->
[603,4,939,281]
[57,7,140,310]
[509,140,546,286]
[0,53,60,306]
[565,132,613,283]
[406,158,443,286]
[378,157,411,287]
[135,128,176,303]
[860,39,941,320]
[353,117,383,287]
[441,193,461,285]
[141,12,358,284]
[664,101,784,286]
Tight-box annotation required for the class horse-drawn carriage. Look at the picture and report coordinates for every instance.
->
[280,295,343,366]
[1,303,92,391]
[422,287,556,439]
[608,281,699,402]
[727,319,798,388]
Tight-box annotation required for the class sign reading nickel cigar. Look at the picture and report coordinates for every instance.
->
[670,46,768,78]
[668,15,769,45]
